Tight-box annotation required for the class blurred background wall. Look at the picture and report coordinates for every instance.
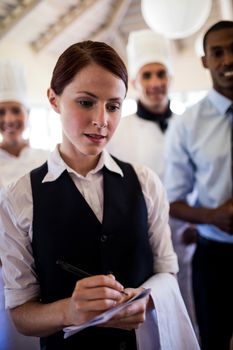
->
[0,0,232,149]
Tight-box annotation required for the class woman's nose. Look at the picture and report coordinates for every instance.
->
[92,121,108,128]
[93,105,108,128]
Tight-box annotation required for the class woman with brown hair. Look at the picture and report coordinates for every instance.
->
[0,41,199,350]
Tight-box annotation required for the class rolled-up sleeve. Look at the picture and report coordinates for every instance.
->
[0,177,40,309]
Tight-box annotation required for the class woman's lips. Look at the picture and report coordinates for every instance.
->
[85,133,106,143]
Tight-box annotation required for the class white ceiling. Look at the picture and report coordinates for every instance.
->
[0,0,142,58]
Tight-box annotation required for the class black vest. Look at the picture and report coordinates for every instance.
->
[30,158,154,350]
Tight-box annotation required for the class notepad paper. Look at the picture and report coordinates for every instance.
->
[63,288,151,339]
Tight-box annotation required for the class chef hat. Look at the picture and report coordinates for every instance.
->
[127,29,173,79]
[0,59,28,107]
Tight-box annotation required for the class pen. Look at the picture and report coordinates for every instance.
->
[56,259,128,295]
[56,259,91,278]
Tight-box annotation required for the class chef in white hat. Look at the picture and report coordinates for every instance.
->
[0,59,49,188]
[107,28,173,180]
[0,59,46,348]
[107,29,198,332]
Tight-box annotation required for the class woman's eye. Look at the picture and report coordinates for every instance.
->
[78,100,94,108]
[106,104,120,112]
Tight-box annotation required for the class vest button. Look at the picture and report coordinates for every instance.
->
[119,342,127,350]
[100,234,108,242]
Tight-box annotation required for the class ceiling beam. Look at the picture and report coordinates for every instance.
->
[91,0,132,43]
[112,32,128,62]
[30,0,98,52]
[0,0,42,40]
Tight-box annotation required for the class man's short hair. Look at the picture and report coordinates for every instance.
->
[203,20,233,54]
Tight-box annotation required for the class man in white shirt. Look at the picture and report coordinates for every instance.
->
[165,20,233,350]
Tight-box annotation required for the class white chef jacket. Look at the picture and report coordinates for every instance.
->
[0,146,49,188]
[107,113,175,181]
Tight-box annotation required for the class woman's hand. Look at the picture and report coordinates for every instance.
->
[64,274,125,326]
[101,287,151,331]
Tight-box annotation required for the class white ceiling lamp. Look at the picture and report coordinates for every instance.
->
[141,0,212,39]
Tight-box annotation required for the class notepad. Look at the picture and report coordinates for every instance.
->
[63,288,151,339]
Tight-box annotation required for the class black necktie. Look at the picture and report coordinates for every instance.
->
[228,104,233,195]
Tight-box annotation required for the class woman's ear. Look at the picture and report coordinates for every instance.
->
[47,88,60,113]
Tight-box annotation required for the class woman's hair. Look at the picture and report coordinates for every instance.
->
[50,41,128,95]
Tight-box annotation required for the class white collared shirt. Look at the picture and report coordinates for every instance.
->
[0,146,178,309]
[165,89,233,243]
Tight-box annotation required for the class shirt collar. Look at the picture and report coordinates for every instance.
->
[101,149,124,177]
[208,88,233,115]
[43,145,123,183]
